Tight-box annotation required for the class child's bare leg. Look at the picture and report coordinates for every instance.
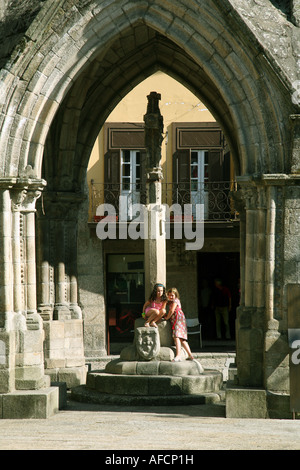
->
[173,337,182,361]
[149,312,159,327]
[145,309,159,327]
[182,340,194,359]
[157,309,166,323]
[149,309,166,327]
[151,309,166,326]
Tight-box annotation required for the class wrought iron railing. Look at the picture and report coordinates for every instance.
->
[90,180,239,222]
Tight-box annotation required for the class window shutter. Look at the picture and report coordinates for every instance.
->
[207,149,230,219]
[207,150,223,182]
[104,150,120,211]
[172,150,191,206]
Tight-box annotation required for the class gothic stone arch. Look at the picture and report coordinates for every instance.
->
[0,0,299,417]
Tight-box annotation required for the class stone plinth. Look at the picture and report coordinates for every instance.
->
[226,382,293,419]
[0,386,60,419]
[84,369,222,397]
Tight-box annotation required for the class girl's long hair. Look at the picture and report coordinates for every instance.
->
[149,283,167,302]
[167,287,180,299]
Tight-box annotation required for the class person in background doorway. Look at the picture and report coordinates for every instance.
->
[212,278,231,340]
[200,278,213,339]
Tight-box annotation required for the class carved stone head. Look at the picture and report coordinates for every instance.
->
[135,327,160,361]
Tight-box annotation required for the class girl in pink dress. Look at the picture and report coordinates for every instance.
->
[165,287,194,361]
[142,283,167,328]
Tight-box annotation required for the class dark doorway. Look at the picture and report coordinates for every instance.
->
[197,252,240,341]
[106,253,145,344]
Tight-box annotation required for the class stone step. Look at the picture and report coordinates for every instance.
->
[86,369,222,396]
[71,384,223,407]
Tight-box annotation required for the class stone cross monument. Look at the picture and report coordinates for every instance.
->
[143,92,166,298]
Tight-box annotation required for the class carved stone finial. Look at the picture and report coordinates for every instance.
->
[144,91,164,170]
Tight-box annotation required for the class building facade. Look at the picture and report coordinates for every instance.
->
[87,73,239,346]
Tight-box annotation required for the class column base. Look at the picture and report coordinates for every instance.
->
[0,386,60,419]
[226,381,293,419]
[45,365,87,389]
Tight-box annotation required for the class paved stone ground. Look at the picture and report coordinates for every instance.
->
[0,397,300,451]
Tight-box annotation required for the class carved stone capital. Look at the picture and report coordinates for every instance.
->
[11,188,43,212]
[147,167,163,182]
[0,177,46,212]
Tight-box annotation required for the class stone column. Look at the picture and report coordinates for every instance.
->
[260,177,287,394]
[227,121,300,417]
[0,178,49,391]
[235,180,265,387]
[13,182,49,390]
[234,176,288,390]
[143,92,166,298]
[0,183,15,392]
[36,191,86,388]
[230,189,246,371]
[36,215,53,321]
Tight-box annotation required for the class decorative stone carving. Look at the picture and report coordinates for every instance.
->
[135,327,160,361]
[144,91,164,173]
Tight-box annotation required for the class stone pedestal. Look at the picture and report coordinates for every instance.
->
[71,317,223,405]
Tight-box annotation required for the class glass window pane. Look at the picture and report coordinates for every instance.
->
[122,150,130,163]
[191,165,198,178]
[122,164,130,177]
[191,152,198,164]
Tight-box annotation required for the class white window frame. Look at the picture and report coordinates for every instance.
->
[120,150,141,221]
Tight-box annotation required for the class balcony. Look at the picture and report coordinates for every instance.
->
[90,180,239,223]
